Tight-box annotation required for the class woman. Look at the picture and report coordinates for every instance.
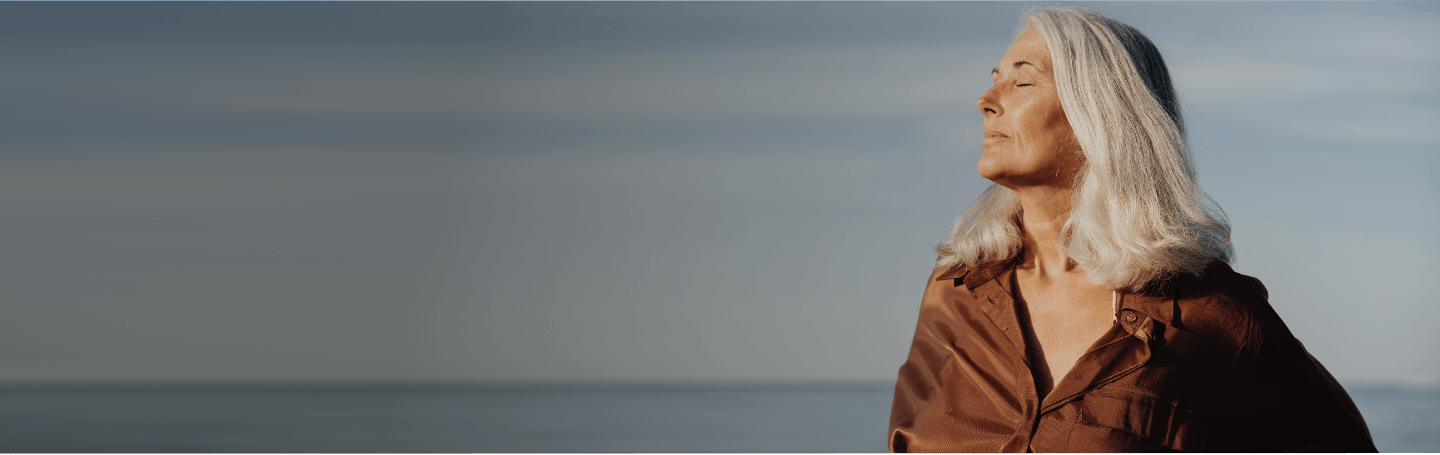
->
[888,9,1376,453]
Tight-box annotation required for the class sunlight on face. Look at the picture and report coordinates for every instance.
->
[975,29,1084,190]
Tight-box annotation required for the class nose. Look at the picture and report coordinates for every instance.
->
[977,85,1000,117]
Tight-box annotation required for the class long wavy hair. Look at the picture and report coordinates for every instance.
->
[936,8,1233,292]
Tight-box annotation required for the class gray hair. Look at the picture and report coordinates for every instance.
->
[937,8,1233,291]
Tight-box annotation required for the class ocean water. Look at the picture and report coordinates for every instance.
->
[0,381,1432,453]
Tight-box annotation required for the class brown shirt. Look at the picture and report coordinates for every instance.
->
[888,259,1376,452]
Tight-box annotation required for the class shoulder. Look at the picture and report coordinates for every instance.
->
[1174,260,1269,320]
[928,263,961,282]
[919,263,967,310]
[1179,261,1283,317]
[1176,263,1377,451]
[914,262,993,324]
[1169,260,1295,363]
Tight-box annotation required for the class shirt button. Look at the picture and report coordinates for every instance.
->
[1124,312,1138,323]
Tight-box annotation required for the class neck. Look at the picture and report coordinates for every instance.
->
[1013,184,1076,278]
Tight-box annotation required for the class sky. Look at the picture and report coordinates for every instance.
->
[0,2,1436,386]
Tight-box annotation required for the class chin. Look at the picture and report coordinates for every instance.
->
[976,155,1007,181]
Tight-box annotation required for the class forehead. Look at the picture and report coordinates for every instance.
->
[996,29,1052,75]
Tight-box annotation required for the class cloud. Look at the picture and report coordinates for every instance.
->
[471,44,997,118]
[2,40,1000,120]
[2,39,1002,153]
[3,1,1434,384]
[1164,10,1440,145]
[1,42,485,115]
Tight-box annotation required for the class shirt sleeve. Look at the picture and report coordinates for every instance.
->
[1208,282,1377,452]
[888,274,953,453]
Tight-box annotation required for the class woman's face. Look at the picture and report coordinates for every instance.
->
[976,29,1083,189]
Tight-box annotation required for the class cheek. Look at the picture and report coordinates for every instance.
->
[1023,104,1075,156]
[1042,101,1076,142]
[992,105,1077,177]
[1046,110,1073,141]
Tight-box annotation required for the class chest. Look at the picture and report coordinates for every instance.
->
[1011,274,1116,394]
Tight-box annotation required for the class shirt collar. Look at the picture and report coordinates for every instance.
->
[1119,285,1176,327]
[936,260,1178,327]
[934,260,1008,290]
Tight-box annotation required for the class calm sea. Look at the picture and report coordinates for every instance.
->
[0,381,1432,453]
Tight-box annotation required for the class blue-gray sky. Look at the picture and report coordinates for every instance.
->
[0,2,1436,386]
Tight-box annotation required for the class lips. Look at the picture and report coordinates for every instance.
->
[984,130,1009,139]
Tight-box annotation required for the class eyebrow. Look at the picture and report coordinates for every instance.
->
[992,60,1038,76]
